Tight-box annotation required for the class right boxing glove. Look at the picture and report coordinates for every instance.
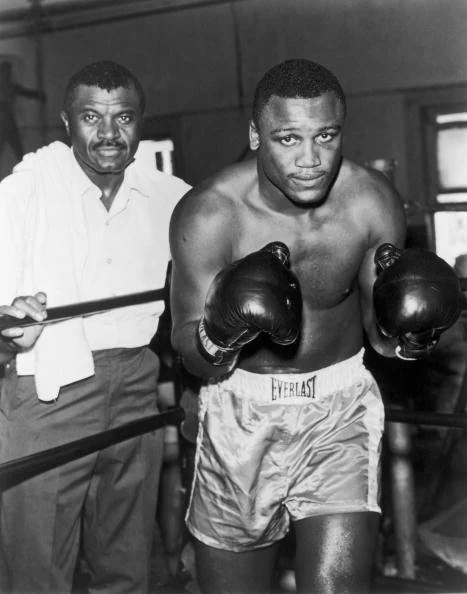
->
[197,242,302,366]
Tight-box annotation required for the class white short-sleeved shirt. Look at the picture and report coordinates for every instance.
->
[0,141,191,398]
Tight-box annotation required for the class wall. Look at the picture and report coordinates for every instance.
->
[0,34,45,178]
[1,0,466,201]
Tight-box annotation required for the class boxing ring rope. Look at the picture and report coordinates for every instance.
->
[0,286,466,590]
[0,288,166,331]
[385,408,467,428]
[0,408,184,492]
[0,287,174,493]
[0,404,465,493]
[0,281,466,494]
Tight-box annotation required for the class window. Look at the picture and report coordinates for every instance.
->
[151,139,175,174]
[422,102,467,269]
[142,114,185,180]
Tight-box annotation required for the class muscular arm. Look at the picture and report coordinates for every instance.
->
[357,173,407,357]
[170,186,234,379]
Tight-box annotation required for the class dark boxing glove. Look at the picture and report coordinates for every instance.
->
[197,241,302,366]
[373,243,463,360]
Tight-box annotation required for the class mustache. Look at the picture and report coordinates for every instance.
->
[94,141,125,149]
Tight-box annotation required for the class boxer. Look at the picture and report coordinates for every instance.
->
[169,59,458,594]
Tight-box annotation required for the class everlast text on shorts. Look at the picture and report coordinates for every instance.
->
[271,376,316,401]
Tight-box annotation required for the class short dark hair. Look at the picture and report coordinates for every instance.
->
[63,60,146,113]
[252,59,346,125]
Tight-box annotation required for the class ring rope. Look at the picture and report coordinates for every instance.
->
[1,406,465,492]
[0,407,184,492]
[0,288,166,330]
[385,408,467,428]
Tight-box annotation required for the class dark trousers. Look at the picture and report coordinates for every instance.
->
[0,347,164,594]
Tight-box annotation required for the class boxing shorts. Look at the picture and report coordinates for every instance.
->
[185,349,384,551]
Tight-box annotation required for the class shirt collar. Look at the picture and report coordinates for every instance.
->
[68,145,152,199]
[124,156,152,198]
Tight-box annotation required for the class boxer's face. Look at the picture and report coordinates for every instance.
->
[250,92,344,206]
[61,83,143,176]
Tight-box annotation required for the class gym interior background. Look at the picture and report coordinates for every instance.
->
[1,1,467,591]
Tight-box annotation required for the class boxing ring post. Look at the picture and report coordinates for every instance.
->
[384,408,467,581]
[366,157,417,577]
[385,413,417,579]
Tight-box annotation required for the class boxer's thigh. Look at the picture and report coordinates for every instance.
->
[194,537,281,594]
[294,511,380,594]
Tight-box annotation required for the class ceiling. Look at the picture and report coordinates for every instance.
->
[0,0,234,38]
[0,0,61,10]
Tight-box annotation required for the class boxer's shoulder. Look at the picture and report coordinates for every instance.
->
[200,159,256,201]
[330,159,404,228]
[172,161,253,226]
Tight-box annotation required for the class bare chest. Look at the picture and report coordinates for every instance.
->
[235,212,367,309]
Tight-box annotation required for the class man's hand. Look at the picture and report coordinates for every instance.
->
[0,292,47,352]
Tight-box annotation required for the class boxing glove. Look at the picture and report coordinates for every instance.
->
[197,241,302,366]
[373,243,463,360]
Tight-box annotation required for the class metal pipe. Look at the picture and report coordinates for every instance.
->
[386,419,417,579]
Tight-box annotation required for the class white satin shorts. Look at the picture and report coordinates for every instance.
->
[186,349,384,551]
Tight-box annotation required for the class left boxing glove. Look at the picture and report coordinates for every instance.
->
[373,243,463,360]
[197,241,302,366]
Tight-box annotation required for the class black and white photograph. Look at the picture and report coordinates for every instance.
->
[0,2,466,593]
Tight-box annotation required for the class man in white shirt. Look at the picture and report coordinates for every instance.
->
[0,60,190,594]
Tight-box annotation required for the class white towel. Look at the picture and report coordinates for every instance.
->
[9,141,94,401]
